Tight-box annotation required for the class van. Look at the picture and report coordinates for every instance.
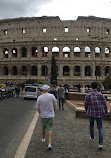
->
[23,86,41,99]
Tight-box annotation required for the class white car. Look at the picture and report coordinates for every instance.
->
[23,86,41,99]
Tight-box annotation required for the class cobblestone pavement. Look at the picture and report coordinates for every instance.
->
[25,103,111,158]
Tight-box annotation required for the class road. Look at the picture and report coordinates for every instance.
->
[0,96,36,158]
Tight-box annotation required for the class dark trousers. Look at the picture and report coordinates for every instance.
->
[59,98,64,109]
[89,117,103,145]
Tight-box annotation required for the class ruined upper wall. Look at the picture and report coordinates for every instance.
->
[0,16,111,43]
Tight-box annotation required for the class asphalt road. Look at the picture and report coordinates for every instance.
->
[0,97,36,158]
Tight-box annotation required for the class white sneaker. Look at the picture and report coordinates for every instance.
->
[41,138,46,143]
[90,137,94,141]
[48,144,52,150]
[98,144,103,149]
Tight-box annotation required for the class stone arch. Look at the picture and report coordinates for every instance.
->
[95,66,101,77]
[22,66,27,75]
[74,47,81,57]
[63,66,70,76]
[74,65,81,76]
[63,47,70,57]
[104,47,110,58]
[32,47,38,57]
[42,46,48,57]
[95,47,101,57]
[12,48,17,58]
[3,48,9,58]
[84,46,91,57]
[3,66,8,75]
[41,65,48,76]
[12,66,17,75]
[105,66,110,76]
[85,66,91,76]
[31,66,37,76]
[21,47,27,57]
[52,46,59,57]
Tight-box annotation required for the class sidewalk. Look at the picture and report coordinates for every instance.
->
[25,103,111,158]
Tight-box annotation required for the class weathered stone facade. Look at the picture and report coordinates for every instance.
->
[0,16,111,87]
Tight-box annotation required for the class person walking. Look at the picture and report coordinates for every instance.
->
[57,85,65,110]
[36,85,57,150]
[84,82,107,150]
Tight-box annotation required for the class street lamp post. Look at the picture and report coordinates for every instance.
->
[44,60,48,81]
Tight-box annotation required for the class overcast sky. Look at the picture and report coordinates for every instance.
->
[0,0,111,20]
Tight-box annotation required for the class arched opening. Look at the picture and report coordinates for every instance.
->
[31,66,37,76]
[41,66,48,76]
[22,66,27,75]
[32,47,38,57]
[105,47,110,58]
[95,66,101,77]
[3,66,8,75]
[85,46,91,57]
[63,47,70,57]
[12,48,17,58]
[105,66,110,76]
[21,47,27,57]
[3,48,9,58]
[52,47,59,57]
[42,47,48,57]
[74,47,81,57]
[85,66,91,76]
[95,47,101,57]
[63,66,70,76]
[12,66,17,75]
[74,66,81,76]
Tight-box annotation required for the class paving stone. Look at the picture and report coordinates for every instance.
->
[25,103,111,158]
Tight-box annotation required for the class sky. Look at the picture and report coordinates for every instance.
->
[0,0,111,20]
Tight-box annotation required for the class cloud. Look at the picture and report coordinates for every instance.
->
[0,0,54,19]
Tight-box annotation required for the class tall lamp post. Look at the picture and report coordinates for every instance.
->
[44,60,48,81]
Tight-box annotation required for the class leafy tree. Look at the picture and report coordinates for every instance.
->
[51,56,57,85]
[102,74,111,90]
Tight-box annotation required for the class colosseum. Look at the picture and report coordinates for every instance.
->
[0,15,111,87]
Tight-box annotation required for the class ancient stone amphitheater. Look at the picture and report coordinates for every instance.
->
[0,15,111,87]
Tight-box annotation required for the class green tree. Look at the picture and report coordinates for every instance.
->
[51,56,57,85]
[102,74,111,90]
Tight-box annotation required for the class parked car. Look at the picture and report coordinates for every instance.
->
[23,86,41,100]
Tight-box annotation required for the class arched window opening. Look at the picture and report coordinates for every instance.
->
[63,66,70,76]
[12,48,17,58]
[85,46,91,57]
[52,47,59,57]
[41,66,48,76]
[85,66,91,76]
[32,47,38,57]
[3,66,8,75]
[95,47,100,57]
[31,66,37,76]
[63,47,70,57]
[12,66,17,75]
[21,47,27,57]
[74,66,80,76]
[3,48,8,58]
[74,47,81,57]
[105,47,110,58]
[42,47,48,57]
[105,66,110,76]
[95,66,101,77]
[22,66,27,75]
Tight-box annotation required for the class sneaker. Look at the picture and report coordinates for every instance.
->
[41,138,46,143]
[90,137,94,141]
[98,144,103,150]
[48,144,52,150]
